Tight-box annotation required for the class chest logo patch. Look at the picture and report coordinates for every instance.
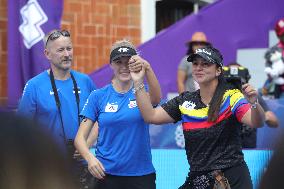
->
[49,88,60,95]
[105,103,118,112]
[181,101,196,110]
[128,100,137,109]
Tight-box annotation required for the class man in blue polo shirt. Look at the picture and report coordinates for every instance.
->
[17,29,97,188]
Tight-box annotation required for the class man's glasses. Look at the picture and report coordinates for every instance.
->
[45,30,70,47]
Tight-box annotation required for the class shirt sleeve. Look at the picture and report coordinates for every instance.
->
[80,90,99,122]
[230,90,250,122]
[17,81,37,119]
[87,76,97,92]
[161,95,183,122]
[178,57,190,71]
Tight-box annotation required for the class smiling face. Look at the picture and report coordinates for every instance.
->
[192,57,222,85]
[44,36,73,72]
[111,56,132,82]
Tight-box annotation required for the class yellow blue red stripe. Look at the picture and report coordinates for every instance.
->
[180,89,248,130]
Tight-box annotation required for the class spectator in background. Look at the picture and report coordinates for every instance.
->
[262,17,284,99]
[223,62,279,148]
[0,113,78,189]
[177,31,211,94]
[75,39,161,189]
[17,29,97,188]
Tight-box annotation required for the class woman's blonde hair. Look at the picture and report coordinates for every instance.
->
[110,39,136,54]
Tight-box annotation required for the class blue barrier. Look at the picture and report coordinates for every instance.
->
[89,149,272,188]
[152,149,272,189]
[257,98,284,148]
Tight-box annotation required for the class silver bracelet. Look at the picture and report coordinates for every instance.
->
[250,98,258,109]
[133,83,145,94]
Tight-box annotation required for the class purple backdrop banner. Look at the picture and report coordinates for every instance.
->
[8,0,63,109]
[90,0,284,98]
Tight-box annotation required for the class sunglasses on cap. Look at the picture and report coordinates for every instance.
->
[45,30,70,47]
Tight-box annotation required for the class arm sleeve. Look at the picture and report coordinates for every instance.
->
[178,57,189,71]
[230,90,250,122]
[17,81,37,119]
[161,95,183,122]
[80,91,99,122]
[87,76,97,92]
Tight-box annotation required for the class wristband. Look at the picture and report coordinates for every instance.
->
[133,83,144,94]
[250,98,258,109]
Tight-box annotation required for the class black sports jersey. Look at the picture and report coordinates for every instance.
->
[162,88,250,171]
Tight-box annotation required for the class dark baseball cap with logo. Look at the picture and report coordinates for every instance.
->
[110,46,137,62]
[187,46,224,67]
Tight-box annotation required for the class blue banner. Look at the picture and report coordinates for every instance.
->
[8,0,63,109]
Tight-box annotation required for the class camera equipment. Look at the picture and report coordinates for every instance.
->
[223,65,251,90]
[224,76,243,90]
[223,65,256,148]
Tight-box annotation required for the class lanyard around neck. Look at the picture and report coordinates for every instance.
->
[49,69,80,143]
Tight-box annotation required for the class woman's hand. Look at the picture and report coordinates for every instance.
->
[87,155,105,179]
[242,83,258,104]
[241,83,265,128]
[129,55,146,83]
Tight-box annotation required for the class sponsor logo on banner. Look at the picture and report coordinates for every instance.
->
[19,0,48,49]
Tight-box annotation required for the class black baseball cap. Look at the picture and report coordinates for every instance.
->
[110,46,137,62]
[187,46,223,67]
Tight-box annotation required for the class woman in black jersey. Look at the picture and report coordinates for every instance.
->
[129,46,265,189]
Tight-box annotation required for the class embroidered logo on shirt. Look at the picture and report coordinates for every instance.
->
[181,101,196,110]
[49,88,60,95]
[73,87,81,94]
[105,102,118,112]
[128,100,137,108]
